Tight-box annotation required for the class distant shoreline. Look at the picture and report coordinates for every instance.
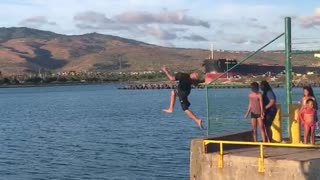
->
[0,81,115,88]
[0,79,319,89]
[117,81,320,90]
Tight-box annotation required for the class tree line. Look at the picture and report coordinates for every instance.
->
[0,71,167,85]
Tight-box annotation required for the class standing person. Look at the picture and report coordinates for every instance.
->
[300,86,317,107]
[161,66,210,129]
[300,86,318,115]
[299,98,317,144]
[260,80,277,142]
[245,82,265,142]
[300,86,319,133]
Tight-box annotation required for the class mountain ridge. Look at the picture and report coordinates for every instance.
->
[0,27,317,75]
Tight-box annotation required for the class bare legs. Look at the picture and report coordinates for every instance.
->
[258,118,266,142]
[304,125,315,144]
[251,118,257,142]
[310,127,315,145]
[163,90,176,113]
[163,90,203,129]
[251,118,266,142]
[304,125,310,144]
[184,109,203,129]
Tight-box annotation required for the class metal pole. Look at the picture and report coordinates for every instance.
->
[227,61,229,79]
[206,86,210,136]
[285,17,292,136]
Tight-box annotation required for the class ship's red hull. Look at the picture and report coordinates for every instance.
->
[205,72,236,79]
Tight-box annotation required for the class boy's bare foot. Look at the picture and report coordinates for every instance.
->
[198,119,204,129]
[162,109,173,113]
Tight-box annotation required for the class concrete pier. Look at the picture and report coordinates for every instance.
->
[190,130,320,180]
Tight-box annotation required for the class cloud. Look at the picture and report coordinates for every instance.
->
[217,17,267,30]
[215,30,226,36]
[223,35,263,45]
[73,10,209,41]
[74,11,129,30]
[114,10,210,28]
[248,18,258,22]
[226,36,248,44]
[74,10,210,31]
[170,27,188,32]
[19,16,57,28]
[219,4,276,15]
[183,34,208,42]
[75,21,126,30]
[74,11,112,24]
[245,18,268,30]
[249,39,264,44]
[140,26,208,42]
[258,31,282,40]
[142,26,177,40]
[297,8,320,28]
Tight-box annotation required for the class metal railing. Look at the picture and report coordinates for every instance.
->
[203,140,320,173]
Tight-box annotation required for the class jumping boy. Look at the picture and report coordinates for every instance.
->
[161,66,212,129]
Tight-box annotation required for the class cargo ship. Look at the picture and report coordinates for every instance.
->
[203,58,319,79]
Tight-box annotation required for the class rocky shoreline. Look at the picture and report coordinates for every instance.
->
[118,81,320,90]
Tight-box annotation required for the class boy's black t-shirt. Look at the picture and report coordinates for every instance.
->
[175,73,192,94]
[175,72,204,94]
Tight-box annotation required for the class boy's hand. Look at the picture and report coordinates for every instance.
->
[161,66,167,72]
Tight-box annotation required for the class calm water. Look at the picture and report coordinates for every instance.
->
[0,84,309,179]
[207,87,306,136]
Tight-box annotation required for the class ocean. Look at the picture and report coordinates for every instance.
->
[0,84,308,179]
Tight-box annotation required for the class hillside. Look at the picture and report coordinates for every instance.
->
[0,27,318,75]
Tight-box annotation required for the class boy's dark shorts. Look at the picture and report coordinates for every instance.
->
[175,89,190,111]
[264,107,277,127]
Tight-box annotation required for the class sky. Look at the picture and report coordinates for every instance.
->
[0,0,319,51]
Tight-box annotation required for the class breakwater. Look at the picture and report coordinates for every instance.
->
[118,83,268,90]
[118,81,320,90]
[118,83,176,90]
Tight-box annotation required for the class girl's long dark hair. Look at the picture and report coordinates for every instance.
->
[303,86,318,110]
[260,80,272,91]
[303,86,315,97]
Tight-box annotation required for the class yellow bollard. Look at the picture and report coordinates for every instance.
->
[218,143,223,168]
[218,154,223,168]
[271,104,282,142]
[289,104,301,144]
[258,144,264,173]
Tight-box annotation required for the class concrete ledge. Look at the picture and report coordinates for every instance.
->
[190,130,253,180]
[190,130,320,180]
[204,130,253,153]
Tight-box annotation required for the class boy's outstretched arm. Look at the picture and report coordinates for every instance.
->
[162,66,175,81]
[204,76,213,85]
[198,76,213,85]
